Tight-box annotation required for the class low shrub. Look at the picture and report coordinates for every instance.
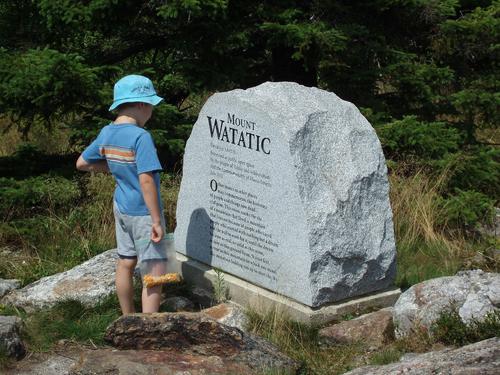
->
[0,175,80,219]
[439,189,495,230]
[431,308,500,346]
[377,116,461,161]
[444,146,500,199]
[0,143,77,178]
[369,348,403,365]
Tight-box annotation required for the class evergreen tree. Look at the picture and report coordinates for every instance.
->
[0,0,497,201]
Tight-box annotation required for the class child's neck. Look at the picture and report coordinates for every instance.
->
[114,114,141,127]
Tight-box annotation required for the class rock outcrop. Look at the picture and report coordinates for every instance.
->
[0,279,21,298]
[104,312,298,373]
[0,316,25,359]
[393,270,500,337]
[2,249,117,312]
[344,337,500,374]
[161,296,195,312]
[70,349,280,375]
[203,302,248,332]
[319,307,394,349]
[6,353,76,375]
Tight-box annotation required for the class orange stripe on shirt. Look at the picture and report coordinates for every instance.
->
[100,147,135,158]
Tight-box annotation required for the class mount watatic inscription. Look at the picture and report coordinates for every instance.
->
[175,82,396,307]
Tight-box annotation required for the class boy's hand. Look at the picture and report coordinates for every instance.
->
[151,222,164,243]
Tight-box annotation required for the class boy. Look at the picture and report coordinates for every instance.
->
[76,74,165,314]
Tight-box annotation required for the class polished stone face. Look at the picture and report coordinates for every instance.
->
[175,82,396,307]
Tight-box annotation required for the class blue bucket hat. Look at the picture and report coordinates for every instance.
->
[109,74,163,111]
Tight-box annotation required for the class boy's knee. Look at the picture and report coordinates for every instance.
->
[117,258,137,271]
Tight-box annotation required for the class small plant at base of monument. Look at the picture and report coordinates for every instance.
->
[212,267,230,304]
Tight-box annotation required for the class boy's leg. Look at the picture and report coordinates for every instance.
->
[142,285,162,313]
[141,260,165,313]
[114,203,138,315]
[116,258,137,314]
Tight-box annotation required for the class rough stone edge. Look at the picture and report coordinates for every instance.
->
[1,249,118,312]
[178,252,400,325]
[342,337,500,375]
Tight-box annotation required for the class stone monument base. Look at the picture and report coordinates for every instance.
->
[176,253,401,325]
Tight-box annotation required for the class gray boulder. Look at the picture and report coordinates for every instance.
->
[0,279,21,298]
[2,249,117,312]
[203,302,248,332]
[344,337,500,374]
[190,286,214,308]
[393,270,500,337]
[319,307,394,349]
[0,316,25,359]
[161,296,195,312]
[6,353,76,375]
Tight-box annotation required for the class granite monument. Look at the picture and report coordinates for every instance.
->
[175,82,396,307]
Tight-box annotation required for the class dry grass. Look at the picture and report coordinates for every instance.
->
[388,166,489,288]
[246,304,500,374]
[0,172,182,284]
[0,118,70,156]
[389,166,449,244]
[245,305,446,374]
[0,173,116,283]
[0,118,22,156]
[246,306,365,374]
[81,173,116,242]
[160,173,182,232]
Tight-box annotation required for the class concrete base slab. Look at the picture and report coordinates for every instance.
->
[176,253,401,325]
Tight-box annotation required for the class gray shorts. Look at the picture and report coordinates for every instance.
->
[113,202,168,261]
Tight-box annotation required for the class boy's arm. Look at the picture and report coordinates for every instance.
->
[76,155,110,173]
[139,172,163,243]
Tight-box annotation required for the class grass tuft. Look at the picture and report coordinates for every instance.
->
[431,308,500,346]
[160,172,181,232]
[245,306,364,375]
[389,166,496,289]
[21,295,121,352]
[369,348,403,365]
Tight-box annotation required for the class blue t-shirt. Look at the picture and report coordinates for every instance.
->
[82,123,163,216]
